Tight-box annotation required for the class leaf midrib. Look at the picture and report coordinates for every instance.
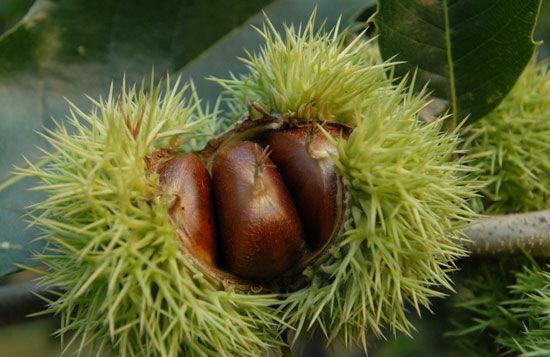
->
[443,0,458,129]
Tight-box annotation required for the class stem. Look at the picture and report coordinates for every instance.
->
[443,0,458,131]
[463,209,550,257]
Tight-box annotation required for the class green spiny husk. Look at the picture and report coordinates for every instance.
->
[19,13,480,356]
[215,12,478,350]
[506,263,550,355]
[449,258,528,357]
[213,12,388,125]
[451,59,550,356]
[450,258,550,357]
[18,78,284,357]
[279,86,477,348]
[462,60,550,214]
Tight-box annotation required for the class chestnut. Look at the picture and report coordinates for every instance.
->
[158,154,218,267]
[212,141,306,280]
[266,126,346,249]
[155,118,347,285]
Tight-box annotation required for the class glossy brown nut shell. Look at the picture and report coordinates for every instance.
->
[266,126,346,249]
[158,154,218,267]
[212,141,306,280]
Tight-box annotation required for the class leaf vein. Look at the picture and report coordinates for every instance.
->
[377,21,447,52]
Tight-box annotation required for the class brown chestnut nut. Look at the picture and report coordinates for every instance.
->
[212,141,306,281]
[266,126,347,249]
[154,117,348,287]
[158,154,218,267]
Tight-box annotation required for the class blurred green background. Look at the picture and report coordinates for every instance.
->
[0,0,34,35]
[0,1,548,356]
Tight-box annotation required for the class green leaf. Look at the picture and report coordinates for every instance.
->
[375,0,542,125]
[0,0,371,277]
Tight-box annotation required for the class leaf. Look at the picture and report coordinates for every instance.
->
[375,0,542,125]
[0,0,371,277]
